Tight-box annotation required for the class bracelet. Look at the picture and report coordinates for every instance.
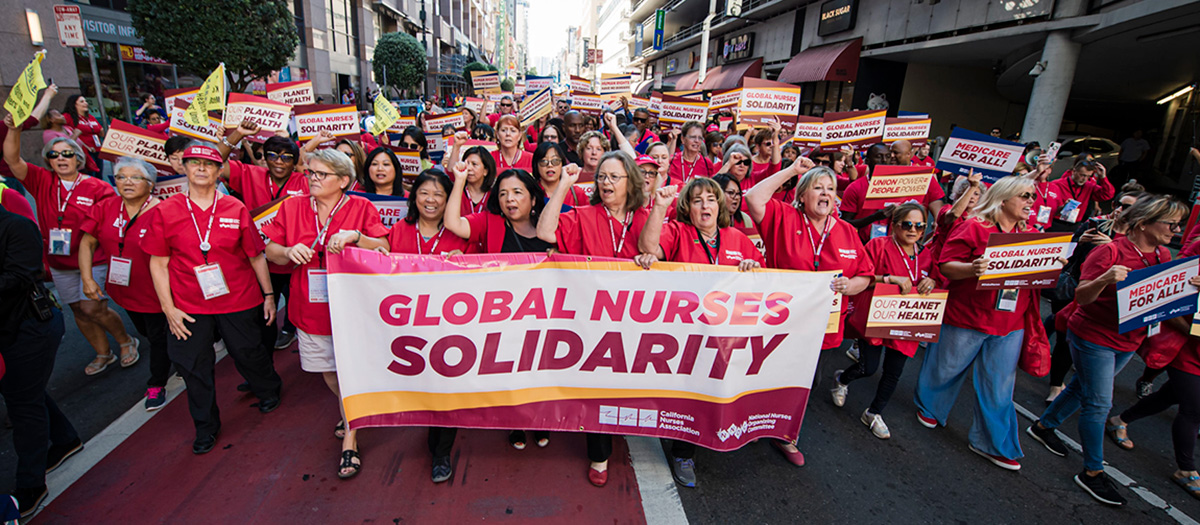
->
[262,291,275,297]
[355,230,362,243]
[221,136,239,149]
[883,274,890,284]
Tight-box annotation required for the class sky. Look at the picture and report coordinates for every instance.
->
[528,0,581,68]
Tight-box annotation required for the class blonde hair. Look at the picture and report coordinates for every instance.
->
[675,177,730,229]
[577,130,609,157]
[1115,193,1187,233]
[973,175,1034,230]
[792,166,837,211]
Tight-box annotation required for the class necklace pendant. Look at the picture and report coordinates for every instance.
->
[199,241,212,252]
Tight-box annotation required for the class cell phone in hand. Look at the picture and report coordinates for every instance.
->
[1044,141,1061,161]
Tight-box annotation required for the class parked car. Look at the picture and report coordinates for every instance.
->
[1050,137,1121,179]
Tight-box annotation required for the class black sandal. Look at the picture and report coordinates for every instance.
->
[338,449,361,479]
[334,420,346,439]
[508,430,527,450]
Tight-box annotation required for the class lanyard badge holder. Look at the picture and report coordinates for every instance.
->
[187,195,230,300]
[306,195,349,304]
[995,288,1019,312]
[49,178,82,256]
[109,202,149,286]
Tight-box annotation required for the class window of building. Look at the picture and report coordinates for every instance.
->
[327,0,359,55]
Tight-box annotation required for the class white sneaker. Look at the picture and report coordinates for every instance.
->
[845,343,860,363]
[862,410,891,439]
[831,370,848,407]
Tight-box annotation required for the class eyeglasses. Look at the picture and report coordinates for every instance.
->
[1017,192,1036,201]
[898,221,927,231]
[595,174,627,183]
[305,169,338,181]
[265,152,296,162]
[1156,220,1183,231]
[114,175,150,183]
[633,117,647,123]
[500,102,514,108]
[537,157,563,167]
[724,189,742,197]
[640,169,658,178]
[45,151,77,159]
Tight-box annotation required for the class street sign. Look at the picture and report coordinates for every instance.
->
[726,0,743,17]
[54,5,85,48]
[654,9,665,51]
[586,49,603,64]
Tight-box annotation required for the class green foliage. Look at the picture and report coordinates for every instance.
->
[526,67,538,76]
[128,0,299,93]
[373,32,428,95]
[462,61,499,86]
[500,78,515,92]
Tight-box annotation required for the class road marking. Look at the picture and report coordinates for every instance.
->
[31,343,227,520]
[1014,402,1199,525]
[627,436,689,525]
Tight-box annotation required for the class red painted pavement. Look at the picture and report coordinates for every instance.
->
[36,348,647,524]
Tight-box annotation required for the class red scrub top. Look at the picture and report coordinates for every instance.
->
[79,200,163,313]
[937,217,1031,336]
[846,236,933,357]
[492,149,533,173]
[658,221,764,266]
[1069,236,1171,353]
[24,166,114,269]
[387,219,473,255]
[555,204,650,259]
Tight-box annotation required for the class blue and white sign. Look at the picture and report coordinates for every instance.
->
[934,127,1025,184]
[1116,256,1200,334]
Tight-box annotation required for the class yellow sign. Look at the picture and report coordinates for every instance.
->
[184,64,226,127]
[370,93,400,136]
[4,51,47,125]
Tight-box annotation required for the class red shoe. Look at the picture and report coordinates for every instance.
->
[969,444,1021,471]
[916,411,938,429]
[771,439,806,467]
[588,466,608,487]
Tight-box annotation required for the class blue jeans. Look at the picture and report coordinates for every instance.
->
[914,324,1024,460]
[1039,330,1135,471]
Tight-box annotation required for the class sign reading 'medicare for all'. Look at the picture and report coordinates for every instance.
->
[936,127,1025,183]
[864,284,948,343]
[294,104,359,141]
[526,75,554,93]
[1116,256,1200,334]
[349,191,409,228]
[977,232,1073,290]
[862,166,934,210]
[99,119,173,178]
[328,249,832,451]
[658,94,708,128]
[820,110,886,151]
[223,93,292,142]
[883,117,931,146]
[266,80,316,106]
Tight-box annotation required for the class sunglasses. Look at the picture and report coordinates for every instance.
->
[265,152,296,162]
[1156,220,1183,231]
[633,117,647,123]
[898,221,926,231]
[45,150,77,159]
[1017,192,1036,201]
[401,142,421,150]
[736,159,751,167]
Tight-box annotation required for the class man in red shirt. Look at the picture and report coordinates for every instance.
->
[841,143,944,242]
[487,95,516,127]
[1047,159,1114,227]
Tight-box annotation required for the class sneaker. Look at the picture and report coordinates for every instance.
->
[1136,380,1153,399]
[671,457,697,488]
[1026,423,1068,457]
[431,456,452,483]
[274,329,297,350]
[1075,470,1126,506]
[845,342,860,363]
[145,386,167,412]
[916,411,938,429]
[861,410,891,439]
[1045,385,1064,405]
[14,485,47,518]
[45,438,83,474]
[968,444,1020,471]
[830,370,848,407]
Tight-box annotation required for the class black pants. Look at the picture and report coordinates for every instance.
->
[670,440,695,460]
[0,308,79,490]
[259,272,294,350]
[1121,367,1200,471]
[127,310,172,388]
[1046,297,1073,387]
[586,433,612,463]
[428,427,457,458]
[838,342,908,414]
[168,306,282,438]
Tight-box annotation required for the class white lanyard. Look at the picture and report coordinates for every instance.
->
[55,177,85,225]
[117,200,151,256]
[417,225,445,255]
[680,154,702,181]
[804,216,834,271]
[892,237,918,283]
[608,209,633,257]
[310,194,349,249]
[185,193,221,262]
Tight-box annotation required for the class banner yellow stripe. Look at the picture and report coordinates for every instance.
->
[993,235,1072,248]
[983,268,1057,280]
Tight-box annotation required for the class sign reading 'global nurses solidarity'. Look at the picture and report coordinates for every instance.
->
[936,127,1025,183]
[294,104,359,141]
[820,110,886,151]
[977,233,1073,289]
[1117,257,1200,334]
[328,249,832,450]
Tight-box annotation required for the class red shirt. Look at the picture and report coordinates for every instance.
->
[0,117,37,178]
[754,199,873,349]
[555,204,650,259]
[911,156,935,168]
[0,187,35,224]
[1028,180,1060,231]
[938,217,1031,336]
[141,193,266,315]
[668,152,717,184]
[459,188,490,217]
[847,236,933,357]
[227,160,309,210]
[387,220,472,255]
[64,113,103,151]
[751,161,780,184]
[24,166,115,270]
[79,199,162,313]
[1069,237,1171,353]
[658,221,765,266]
[1047,175,1115,222]
[840,172,945,243]
[260,195,389,335]
[491,149,533,172]
[927,205,969,287]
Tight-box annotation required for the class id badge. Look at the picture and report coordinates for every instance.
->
[108,256,132,286]
[1148,322,1161,337]
[49,228,72,256]
[308,269,329,303]
[194,263,230,300]
[1037,206,1051,225]
[995,288,1019,312]
[870,223,888,239]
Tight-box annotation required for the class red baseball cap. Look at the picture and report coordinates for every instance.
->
[706,124,719,132]
[636,155,658,166]
[182,145,222,163]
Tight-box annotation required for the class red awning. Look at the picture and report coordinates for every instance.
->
[776,39,862,84]
[697,58,764,90]
[673,71,700,90]
[633,79,654,95]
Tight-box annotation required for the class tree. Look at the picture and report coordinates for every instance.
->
[128,0,299,94]
[526,67,538,76]
[462,61,499,86]
[501,78,515,92]
[373,32,427,97]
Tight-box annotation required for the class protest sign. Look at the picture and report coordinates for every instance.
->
[936,127,1024,183]
[570,93,605,116]
[570,75,594,95]
[294,104,359,141]
[976,232,1073,289]
[1116,257,1200,334]
[862,166,935,210]
[883,117,931,146]
[153,174,188,199]
[4,51,46,125]
[648,93,663,116]
[349,191,409,228]
[515,82,527,100]
[98,120,173,178]
[328,249,831,450]
[526,75,554,93]
[168,100,223,143]
[378,147,424,179]
[185,64,226,127]
[447,137,499,154]
[163,87,199,115]
[864,284,948,343]
[628,96,650,110]
[471,71,501,94]
[707,88,741,116]
[223,93,291,142]
[738,78,801,132]
[665,90,704,100]
[519,87,553,127]
[266,80,316,106]
[387,115,416,134]
[792,116,823,149]
[423,111,467,134]
[658,94,708,129]
[370,93,400,136]
[250,197,288,238]
[599,74,632,94]
[463,97,486,115]
[820,110,886,151]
